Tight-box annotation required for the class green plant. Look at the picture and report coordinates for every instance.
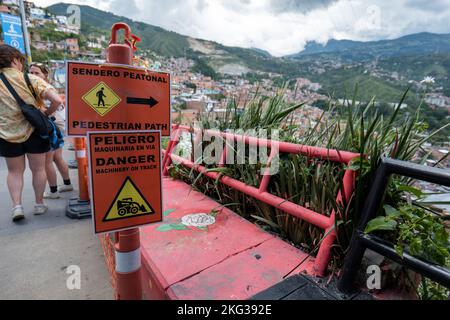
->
[418,278,450,300]
[169,86,450,298]
[365,193,450,300]
[366,204,449,266]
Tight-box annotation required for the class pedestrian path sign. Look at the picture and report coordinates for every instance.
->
[82,82,121,116]
[87,131,163,234]
[66,61,171,137]
[103,177,155,222]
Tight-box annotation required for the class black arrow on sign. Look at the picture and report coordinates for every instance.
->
[126,96,159,108]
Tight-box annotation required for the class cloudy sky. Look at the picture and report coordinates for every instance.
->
[32,0,450,56]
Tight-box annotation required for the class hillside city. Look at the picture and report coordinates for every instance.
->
[0,0,449,173]
[0,0,449,303]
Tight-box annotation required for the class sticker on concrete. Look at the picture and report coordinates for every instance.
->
[181,213,216,228]
[156,211,218,232]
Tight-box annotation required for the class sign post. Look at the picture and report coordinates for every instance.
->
[88,131,163,300]
[86,22,167,300]
[19,0,32,63]
[66,22,169,300]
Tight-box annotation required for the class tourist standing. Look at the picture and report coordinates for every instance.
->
[29,62,73,199]
[0,45,63,221]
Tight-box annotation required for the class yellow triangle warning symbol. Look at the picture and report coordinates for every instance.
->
[103,177,155,222]
[82,81,121,117]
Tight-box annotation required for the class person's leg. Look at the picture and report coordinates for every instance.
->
[54,148,73,192]
[5,156,26,207]
[53,148,70,181]
[45,151,58,190]
[27,153,47,205]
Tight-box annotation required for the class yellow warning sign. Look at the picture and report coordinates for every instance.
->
[82,81,121,116]
[103,177,155,222]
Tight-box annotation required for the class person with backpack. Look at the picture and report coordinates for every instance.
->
[29,63,73,199]
[0,45,63,222]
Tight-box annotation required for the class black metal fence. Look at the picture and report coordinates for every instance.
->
[338,157,450,293]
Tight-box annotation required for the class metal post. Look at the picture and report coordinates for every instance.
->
[338,158,450,293]
[19,0,32,64]
[108,23,142,300]
[338,162,390,293]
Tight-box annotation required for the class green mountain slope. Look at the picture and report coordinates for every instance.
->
[47,2,285,76]
[47,3,190,57]
[291,32,450,61]
[310,66,409,103]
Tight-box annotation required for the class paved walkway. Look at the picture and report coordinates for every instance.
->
[0,147,113,300]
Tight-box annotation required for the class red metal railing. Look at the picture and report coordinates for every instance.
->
[162,124,360,276]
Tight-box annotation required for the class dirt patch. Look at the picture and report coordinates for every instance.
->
[217,64,250,75]
[188,38,224,55]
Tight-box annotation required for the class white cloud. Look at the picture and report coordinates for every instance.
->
[31,0,450,56]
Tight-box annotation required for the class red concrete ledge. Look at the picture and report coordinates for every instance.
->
[140,177,315,300]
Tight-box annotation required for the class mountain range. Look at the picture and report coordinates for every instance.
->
[292,33,450,60]
[46,4,450,102]
[48,3,450,61]
[47,3,281,76]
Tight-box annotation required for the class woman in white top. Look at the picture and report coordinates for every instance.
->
[29,63,73,198]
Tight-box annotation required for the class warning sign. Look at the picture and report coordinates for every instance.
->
[82,82,121,116]
[88,131,163,234]
[103,177,155,222]
[66,61,171,137]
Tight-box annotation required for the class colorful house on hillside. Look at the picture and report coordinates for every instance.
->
[0,5,11,14]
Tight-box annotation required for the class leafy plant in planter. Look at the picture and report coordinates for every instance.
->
[366,204,449,266]
[168,86,450,298]
[365,197,449,299]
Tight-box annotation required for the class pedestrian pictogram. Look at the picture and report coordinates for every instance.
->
[103,177,155,222]
[66,61,171,136]
[88,131,163,234]
[82,81,121,116]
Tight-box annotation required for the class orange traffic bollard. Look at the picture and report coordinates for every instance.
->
[75,138,90,202]
[107,22,143,300]
[66,137,92,219]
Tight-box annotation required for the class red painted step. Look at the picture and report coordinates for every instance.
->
[140,177,315,300]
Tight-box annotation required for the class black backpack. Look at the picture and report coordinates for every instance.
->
[0,72,64,150]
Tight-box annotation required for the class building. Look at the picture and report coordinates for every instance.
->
[55,23,80,35]
[425,93,450,108]
[87,36,103,49]
[55,15,67,25]
[2,0,18,6]
[0,5,11,13]
[55,42,65,50]
[30,8,45,20]
[32,40,53,51]
[65,38,79,54]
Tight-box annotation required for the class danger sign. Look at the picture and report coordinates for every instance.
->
[66,61,171,137]
[87,131,163,234]
[103,177,155,222]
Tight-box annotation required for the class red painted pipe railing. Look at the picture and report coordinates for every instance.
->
[162,124,360,276]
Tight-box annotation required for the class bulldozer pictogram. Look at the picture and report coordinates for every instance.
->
[117,197,147,216]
